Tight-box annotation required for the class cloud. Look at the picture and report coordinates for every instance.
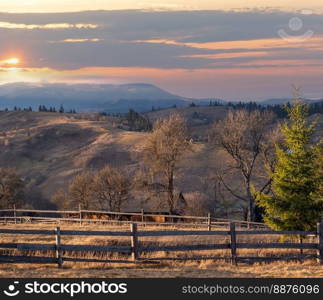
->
[1,9,323,98]
[0,21,98,29]
[0,10,322,71]
[54,38,103,43]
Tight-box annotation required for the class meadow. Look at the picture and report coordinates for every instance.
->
[0,222,321,278]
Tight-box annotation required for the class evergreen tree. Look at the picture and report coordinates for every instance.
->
[256,93,323,231]
[59,104,64,113]
[317,143,323,202]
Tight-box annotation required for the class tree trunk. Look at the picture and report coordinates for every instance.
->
[167,169,175,214]
[246,185,255,222]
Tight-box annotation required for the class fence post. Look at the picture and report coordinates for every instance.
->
[13,205,17,224]
[230,222,237,265]
[207,213,211,231]
[141,209,145,224]
[317,219,323,265]
[79,204,82,226]
[55,226,63,268]
[130,223,138,262]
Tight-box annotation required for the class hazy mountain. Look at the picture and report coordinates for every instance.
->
[2,82,321,113]
[0,82,193,113]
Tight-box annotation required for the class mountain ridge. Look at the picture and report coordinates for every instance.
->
[1,82,322,113]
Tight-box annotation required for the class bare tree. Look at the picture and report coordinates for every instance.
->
[143,113,192,213]
[0,167,25,208]
[51,188,69,209]
[92,165,130,211]
[184,191,211,216]
[69,171,95,209]
[212,109,275,221]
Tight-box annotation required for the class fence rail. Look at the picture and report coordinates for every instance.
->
[0,208,268,229]
[0,220,322,267]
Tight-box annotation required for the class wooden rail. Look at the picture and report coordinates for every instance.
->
[0,208,268,229]
[0,220,322,267]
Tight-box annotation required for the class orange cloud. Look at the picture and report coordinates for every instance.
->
[53,38,103,43]
[0,22,98,30]
[181,51,268,59]
[133,36,323,51]
[1,65,323,100]
[3,65,323,83]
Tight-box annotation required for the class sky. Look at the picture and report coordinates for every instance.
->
[0,1,323,100]
[1,1,323,13]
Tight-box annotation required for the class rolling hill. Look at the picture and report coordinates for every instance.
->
[0,106,322,214]
[0,107,230,210]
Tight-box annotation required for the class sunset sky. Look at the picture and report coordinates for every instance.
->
[1,1,323,100]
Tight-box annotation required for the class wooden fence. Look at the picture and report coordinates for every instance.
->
[0,221,322,267]
[0,208,268,229]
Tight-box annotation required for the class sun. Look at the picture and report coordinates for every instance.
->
[0,58,20,67]
[4,58,20,65]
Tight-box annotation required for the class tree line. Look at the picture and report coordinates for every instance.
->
[208,100,323,117]
[0,105,76,114]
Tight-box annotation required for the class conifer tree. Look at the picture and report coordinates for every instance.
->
[317,143,323,202]
[256,89,323,231]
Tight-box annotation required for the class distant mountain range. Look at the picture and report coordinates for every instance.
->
[0,83,193,113]
[0,82,322,113]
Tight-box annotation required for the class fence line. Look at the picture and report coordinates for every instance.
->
[0,208,268,229]
[0,221,322,267]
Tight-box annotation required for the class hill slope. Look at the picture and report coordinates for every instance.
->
[0,107,322,213]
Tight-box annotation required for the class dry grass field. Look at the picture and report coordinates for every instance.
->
[1,260,322,278]
[0,223,322,278]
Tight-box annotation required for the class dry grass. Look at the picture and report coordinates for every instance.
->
[0,222,322,278]
[0,260,322,278]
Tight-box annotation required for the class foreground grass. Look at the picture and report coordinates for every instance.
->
[0,222,321,278]
[0,260,322,278]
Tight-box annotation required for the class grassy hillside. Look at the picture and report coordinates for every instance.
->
[146,105,228,141]
[0,107,322,215]
[0,111,147,208]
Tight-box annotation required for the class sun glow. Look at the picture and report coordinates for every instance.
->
[0,58,20,69]
[3,58,20,65]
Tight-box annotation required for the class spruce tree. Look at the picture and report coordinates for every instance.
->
[256,93,323,231]
[317,143,323,203]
